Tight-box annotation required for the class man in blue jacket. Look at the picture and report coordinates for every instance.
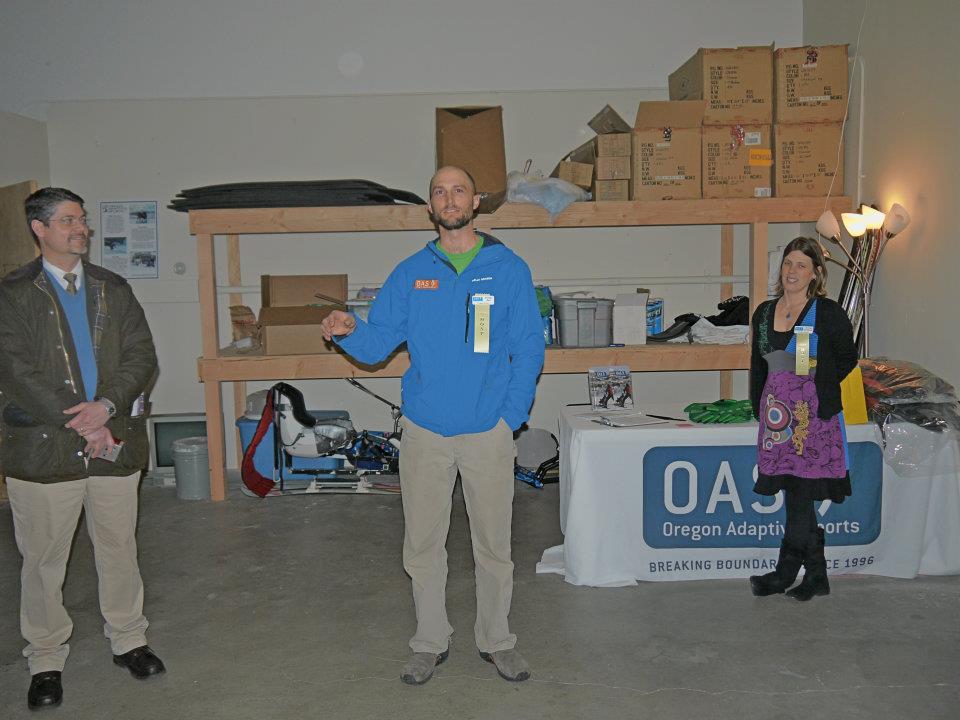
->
[321,166,544,685]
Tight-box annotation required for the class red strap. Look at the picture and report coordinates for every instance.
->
[241,390,276,497]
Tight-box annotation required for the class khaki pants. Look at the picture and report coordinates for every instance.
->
[400,417,517,654]
[6,473,148,673]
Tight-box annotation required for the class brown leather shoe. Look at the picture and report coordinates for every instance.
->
[113,646,166,679]
[27,671,62,710]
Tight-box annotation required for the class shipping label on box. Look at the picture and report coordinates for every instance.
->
[774,122,844,197]
[259,306,340,355]
[669,46,774,125]
[261,274,348,307]
[596,133,632,157]
[632,101,705,201]
[436,106,507,195]
[595,155,631,180]
[593,179,631,201]
[552,160,594,189]
[776,45,848,123]
[702,124,773,198]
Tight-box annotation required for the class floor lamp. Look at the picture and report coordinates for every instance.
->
[815,203,911,357]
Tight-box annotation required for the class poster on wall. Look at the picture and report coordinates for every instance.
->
[98,201,159,279]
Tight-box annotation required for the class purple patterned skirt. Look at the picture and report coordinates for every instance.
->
[757,369,847,481]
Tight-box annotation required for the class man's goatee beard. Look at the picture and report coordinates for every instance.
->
[436,213,473,231]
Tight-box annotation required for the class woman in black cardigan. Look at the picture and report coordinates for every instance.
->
[749,237,858,601]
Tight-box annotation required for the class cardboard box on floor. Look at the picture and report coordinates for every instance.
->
[261,274,348,308]
[774,122,844,197]
[702,124,773,199]
[669,46,774,125]
[436,106,507,196]
[775,45,849,123]
[632,100,705,201]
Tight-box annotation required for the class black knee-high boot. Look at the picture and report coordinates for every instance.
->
[749,539,804,596]
[787,527,830,601]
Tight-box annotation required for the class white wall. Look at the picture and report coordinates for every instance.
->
[0,111,49,187]
[2,1,801,119]
[804,0,960,388]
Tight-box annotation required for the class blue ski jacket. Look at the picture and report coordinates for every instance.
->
[337,232,544,436]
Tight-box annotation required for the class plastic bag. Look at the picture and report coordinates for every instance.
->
[507,164,589,220]
[860,357,960,476]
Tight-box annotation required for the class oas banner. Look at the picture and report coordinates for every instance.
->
[538,411,960,586]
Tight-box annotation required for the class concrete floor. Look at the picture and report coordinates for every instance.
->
[1,478,958,719]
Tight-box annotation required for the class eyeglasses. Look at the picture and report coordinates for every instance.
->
[51,215,90,229]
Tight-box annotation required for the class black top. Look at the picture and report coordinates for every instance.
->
[749,296,858,421]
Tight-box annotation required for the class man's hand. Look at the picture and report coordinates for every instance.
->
[64,400,111,434]
[320,310,357,341]
[82,426,115,459]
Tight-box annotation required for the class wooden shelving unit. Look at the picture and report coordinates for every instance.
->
[191,196,852,500]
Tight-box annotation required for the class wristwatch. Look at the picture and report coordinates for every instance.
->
[95,396,117,417]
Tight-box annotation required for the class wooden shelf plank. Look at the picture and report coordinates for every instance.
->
[198,344,749,382]
[189,197,853,234]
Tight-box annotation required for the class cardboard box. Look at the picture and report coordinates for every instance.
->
[436,106,507,195]
[669,46,774,125]
[259,306,339,355]
[632,101,705,201]
[595,133,632,157]
[587,105,632,135]
[774,122,844,197]
[552,161,594,189]
[595,155,631,180]
[613,291,649,345]
[568,139,597,165]
[702,124,773,199]
[593,179,631,201]
[261,274,348,308]
[775,45,848,123]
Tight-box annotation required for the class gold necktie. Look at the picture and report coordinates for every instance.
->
[64,272,78,295]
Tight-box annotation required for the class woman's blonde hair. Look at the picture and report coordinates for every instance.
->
[775,236,828,298]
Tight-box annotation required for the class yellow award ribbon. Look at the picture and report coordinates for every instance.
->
[473,294,494,354]
[794,325,813,376]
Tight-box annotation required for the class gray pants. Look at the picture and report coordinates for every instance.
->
[400,417,517,654]
[6,473,149,673]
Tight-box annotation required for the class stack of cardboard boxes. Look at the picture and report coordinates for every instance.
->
[552,105,634,200]
[668,45,775,199]
[772,45,848,196]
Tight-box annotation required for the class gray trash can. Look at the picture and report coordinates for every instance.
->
[171,436,210,500]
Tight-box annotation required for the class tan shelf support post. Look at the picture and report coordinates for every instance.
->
[719,224,734,400]
[196,233,227,501]
[226,234,247,469]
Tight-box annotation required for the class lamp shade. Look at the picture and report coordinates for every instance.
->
[885,203,911,235]
[816,210,842,240]
[842,212,868,237]
[860,205,886,229]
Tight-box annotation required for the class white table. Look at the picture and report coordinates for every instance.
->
[537,405,960,586]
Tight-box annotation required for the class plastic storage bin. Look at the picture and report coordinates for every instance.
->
[554,297,614,347]
[171,436,211,500]
[236,410,350,479]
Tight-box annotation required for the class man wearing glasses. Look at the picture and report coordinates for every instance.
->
[0,187,163,710]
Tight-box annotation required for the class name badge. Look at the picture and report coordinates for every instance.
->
[794,326,813,376]
[472,293,494,353]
